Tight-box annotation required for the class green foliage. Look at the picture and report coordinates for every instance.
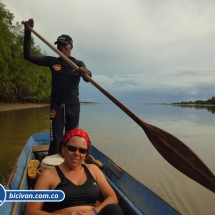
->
[173,96,215,105]
[0,1,51,103]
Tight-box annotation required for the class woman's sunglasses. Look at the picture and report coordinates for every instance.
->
[65,145,88,154]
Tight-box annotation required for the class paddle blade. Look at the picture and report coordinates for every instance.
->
[27,26,215,193]
[141,121,215,193]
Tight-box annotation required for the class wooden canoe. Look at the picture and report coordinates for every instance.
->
[0,133,181,215]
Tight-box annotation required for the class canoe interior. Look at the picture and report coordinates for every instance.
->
[0,133,181,215]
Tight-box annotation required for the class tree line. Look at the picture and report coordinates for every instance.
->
[0,1,51,103]
[173,96,215,105]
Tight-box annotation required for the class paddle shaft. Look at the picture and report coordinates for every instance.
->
[25,26,215,193]
[26,27,143,127]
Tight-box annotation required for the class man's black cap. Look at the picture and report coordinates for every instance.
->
[54,34,73,45]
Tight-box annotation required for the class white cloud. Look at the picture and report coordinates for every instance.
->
[3,0,215,102]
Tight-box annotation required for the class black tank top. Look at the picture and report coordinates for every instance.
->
[43,164,99,212]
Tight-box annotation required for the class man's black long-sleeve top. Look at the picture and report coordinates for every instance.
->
[24,31,91,104]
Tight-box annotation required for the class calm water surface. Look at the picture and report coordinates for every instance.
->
[0,104,215,215]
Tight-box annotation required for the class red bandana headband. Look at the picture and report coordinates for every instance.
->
[64,128,90,146]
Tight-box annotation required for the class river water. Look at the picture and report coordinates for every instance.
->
[0,103,215,215]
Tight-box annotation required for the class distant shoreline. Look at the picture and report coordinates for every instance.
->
[0,103,50,112]
[0,102,97,112]
[172,104,215,107]
[1,102,214,112]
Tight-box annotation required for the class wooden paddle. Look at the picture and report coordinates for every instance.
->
[23,23,215,193]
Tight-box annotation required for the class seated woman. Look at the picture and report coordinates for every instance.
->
[25,128,124,215]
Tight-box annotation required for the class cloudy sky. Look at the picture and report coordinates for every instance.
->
[3,0,215,103]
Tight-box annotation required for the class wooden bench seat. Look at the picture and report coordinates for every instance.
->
[32,145,49,152]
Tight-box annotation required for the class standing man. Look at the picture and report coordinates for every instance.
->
[23,19,92,155]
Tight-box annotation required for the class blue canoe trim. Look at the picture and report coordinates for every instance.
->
[0,133,181,215]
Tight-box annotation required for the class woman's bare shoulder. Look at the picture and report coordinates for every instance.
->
[41,167,57,176]
[84,163,104,179]
[85,163,100,171]
[35,167,60,190]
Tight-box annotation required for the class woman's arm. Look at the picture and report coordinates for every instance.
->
[88,165,118,213]
[25,169,61,215]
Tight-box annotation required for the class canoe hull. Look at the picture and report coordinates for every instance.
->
[0,133,181,215]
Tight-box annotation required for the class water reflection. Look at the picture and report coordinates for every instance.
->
[173,104,215,114]
[0,104,215,215]
[0,107,50,186]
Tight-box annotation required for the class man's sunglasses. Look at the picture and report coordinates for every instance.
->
[57,42,70,46]
[65,145,88,154]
